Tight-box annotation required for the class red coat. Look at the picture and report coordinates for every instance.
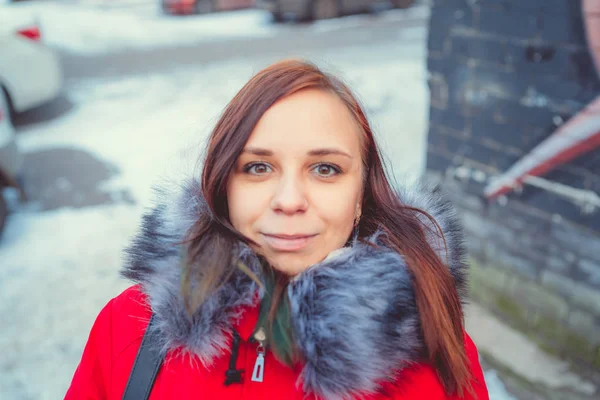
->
[65,285,489,400]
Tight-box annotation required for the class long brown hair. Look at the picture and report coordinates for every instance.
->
[184,59,471,397]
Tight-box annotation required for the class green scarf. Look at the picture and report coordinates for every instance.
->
[255,265,296,366]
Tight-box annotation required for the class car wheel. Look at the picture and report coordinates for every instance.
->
[161,0,170,13]
[313,0,339,20]
[195,0,214,14]
[391,0,414,8]
[0,189,6,240]
[272,11,284,22]
[0,88,16,159]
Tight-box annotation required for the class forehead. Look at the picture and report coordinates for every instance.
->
[245,89,362,153]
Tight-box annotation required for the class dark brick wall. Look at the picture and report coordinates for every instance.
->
[426,0,600,370]
[427,0,600,229]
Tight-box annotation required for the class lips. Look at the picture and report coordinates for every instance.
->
[260,233,317,252]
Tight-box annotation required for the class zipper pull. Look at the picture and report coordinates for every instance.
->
[251,351,265,383]
[251,327,266,383]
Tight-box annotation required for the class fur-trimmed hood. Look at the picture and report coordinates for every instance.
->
[121,175,469,399]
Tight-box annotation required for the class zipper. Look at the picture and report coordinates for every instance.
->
[251,327,266,383]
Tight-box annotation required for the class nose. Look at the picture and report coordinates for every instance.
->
[270,174,308,215]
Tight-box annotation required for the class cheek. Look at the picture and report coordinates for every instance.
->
[227,194,244,231]
[312,188,358,233]
[227,181,268,232]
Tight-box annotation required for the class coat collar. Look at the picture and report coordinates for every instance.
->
[121,174,469,399]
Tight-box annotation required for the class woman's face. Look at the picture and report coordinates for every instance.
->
[227,89,364,276]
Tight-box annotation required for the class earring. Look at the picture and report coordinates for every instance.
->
[353,208,362,243]
[354,204,361,227]
[352,215,361,241]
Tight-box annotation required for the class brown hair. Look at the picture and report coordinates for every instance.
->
[184,59,471,397]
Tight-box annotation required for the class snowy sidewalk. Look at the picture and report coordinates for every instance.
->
[466,303,599,400]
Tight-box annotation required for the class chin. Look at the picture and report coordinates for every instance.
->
[267,254,315,277]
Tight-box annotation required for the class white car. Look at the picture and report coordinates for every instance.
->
[0,8,63,234]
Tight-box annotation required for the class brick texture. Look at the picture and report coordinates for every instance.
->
[425,0,600,371]
[426,0,600,230]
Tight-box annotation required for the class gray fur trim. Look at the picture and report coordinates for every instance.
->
[120,175,469,396]
[121,176,262,365]
[396,180,469,302]
[288,234,420,399]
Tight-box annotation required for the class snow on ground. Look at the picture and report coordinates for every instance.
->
[1,0,429,55]
[0,204,138,399]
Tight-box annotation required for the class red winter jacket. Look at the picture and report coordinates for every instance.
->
[66,286,488,400]
[65,176,489,400]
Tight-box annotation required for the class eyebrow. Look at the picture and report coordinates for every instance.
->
[242,147,273,156]
[308,148,352,158]
[242,147,352,158]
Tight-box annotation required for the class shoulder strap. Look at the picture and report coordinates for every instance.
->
[122,314,164,400]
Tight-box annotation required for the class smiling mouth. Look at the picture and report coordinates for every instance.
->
[260,233,317,252]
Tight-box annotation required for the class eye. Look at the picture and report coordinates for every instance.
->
[243,162,272,175]
[312,163,341,178]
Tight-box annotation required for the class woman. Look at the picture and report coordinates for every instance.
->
[66,59,489,400]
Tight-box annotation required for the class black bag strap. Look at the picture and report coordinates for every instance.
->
[122,314,164,400]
